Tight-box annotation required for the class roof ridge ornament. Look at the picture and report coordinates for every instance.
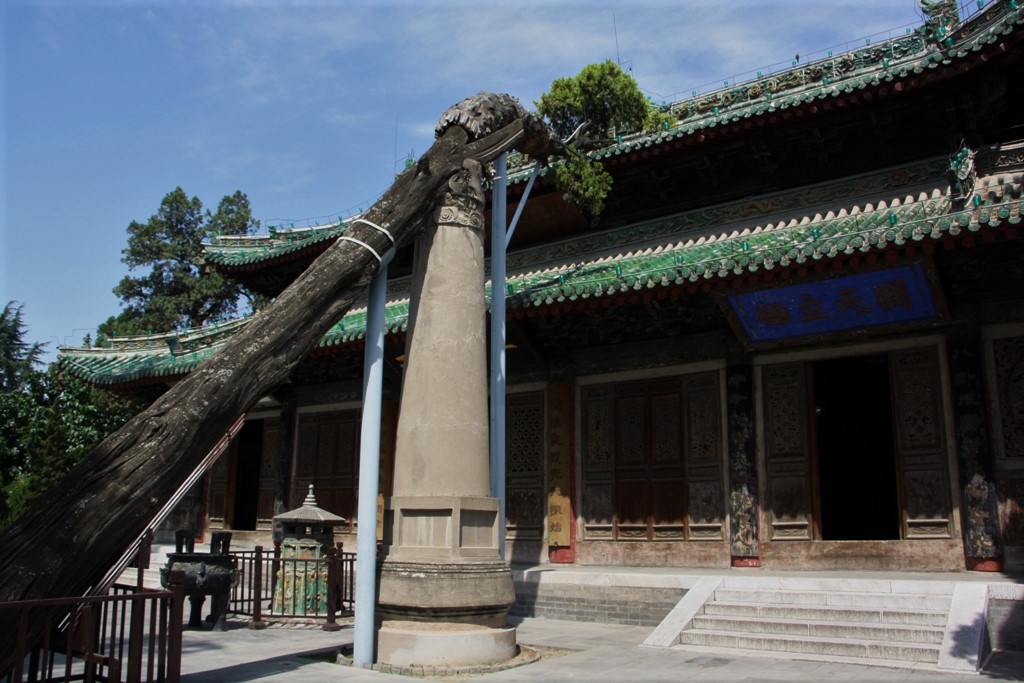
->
[949,142,978,207]
[919,0,960,46]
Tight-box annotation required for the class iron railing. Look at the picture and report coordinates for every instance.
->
[230,545,355,629]
[2,573,185,683]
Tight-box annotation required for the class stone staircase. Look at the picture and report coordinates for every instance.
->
[644,577,989,672]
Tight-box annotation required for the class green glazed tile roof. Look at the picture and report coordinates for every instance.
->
[505,2,1024,184]
[198,3,1023,268]
[204,223,348,268]
[59,156,1023,387]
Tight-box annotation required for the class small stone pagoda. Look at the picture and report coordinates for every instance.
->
[272,485,345,615]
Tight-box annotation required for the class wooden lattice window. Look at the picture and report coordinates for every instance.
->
[581,372,724,541]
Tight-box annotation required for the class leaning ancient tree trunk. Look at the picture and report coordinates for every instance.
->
[0,92,562,669]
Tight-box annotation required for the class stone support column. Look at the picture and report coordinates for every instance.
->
[376,159,515,654]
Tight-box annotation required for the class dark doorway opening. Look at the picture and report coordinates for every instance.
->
[813,355,899,541]
[231,420,263,531]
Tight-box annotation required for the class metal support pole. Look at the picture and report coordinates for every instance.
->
[489,153,508,560]
[506,161,542,247]
[353,254,392,667]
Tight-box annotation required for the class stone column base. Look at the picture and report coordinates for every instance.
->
[377,559,514,628]
[377,620,517,667]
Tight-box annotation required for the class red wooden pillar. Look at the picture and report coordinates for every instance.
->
[547,382,576,564]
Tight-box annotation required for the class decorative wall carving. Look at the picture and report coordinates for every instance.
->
[944,338,998,557]
[993,337,1024,459]
[992,336,1024,550]
[727,364,759,557]
[965,474,997,556]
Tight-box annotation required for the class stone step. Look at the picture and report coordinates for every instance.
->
[712,587,951,611]
[691,614,944,644]
[676,628,940,663]
[704,600,948,626]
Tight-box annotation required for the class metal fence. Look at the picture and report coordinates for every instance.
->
[2,573,185,683]
[230,545,355,629]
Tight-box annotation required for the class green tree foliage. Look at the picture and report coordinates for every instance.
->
[536,60,671,145]
[1,302,44,393]
[99,188,259,338]
[0,366,141,527]
[0,303,141,527]
[551,151,615,219]
[535,60,674,222]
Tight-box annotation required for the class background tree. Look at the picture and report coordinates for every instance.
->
[0,367,141,527]
[0,303,140,527]
[99,187,259,339]
[535,60,673,221]
[1,302,44,392]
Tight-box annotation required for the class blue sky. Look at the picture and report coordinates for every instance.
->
[3,1,931,363]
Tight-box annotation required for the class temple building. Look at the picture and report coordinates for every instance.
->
[61,0,1024,573]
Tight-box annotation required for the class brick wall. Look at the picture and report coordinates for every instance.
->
[989,599,1024,652]
[511,581,683,627]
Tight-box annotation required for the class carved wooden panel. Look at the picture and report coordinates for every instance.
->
[993,336,1024,460]
[582,385,614,539]
[992,336,1024,548]
[256,418,279,529]
[762,363,812,540]
[583,483,614,538]
[292,411,359,526]
[651,392,682,464]
[580,373,724,542]
[683,374,724,540]
[505,392,544,543]
[207,439,230,529]
[614,387,650,539]
[890,347,952,538]
[582,386,613,469]
[650,379,687,540]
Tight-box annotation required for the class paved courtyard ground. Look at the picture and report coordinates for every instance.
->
[178,615,1024,682]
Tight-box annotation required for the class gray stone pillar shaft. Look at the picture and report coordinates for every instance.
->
[378,160,514,627]
[393,162,490,498]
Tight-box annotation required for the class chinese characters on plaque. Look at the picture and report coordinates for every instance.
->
[724,262,944,347]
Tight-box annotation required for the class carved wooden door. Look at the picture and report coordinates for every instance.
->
[207,439,230,529]
[888,347,953,538]
[505,392,545,560]
[255,417,279,530]
[762,363,814,540]
[581,374,723,541]
[682,373,725,540]
[292,411,359,527]
[648,379,688,541]
[581,384,614,540]
[613,382,653,539]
